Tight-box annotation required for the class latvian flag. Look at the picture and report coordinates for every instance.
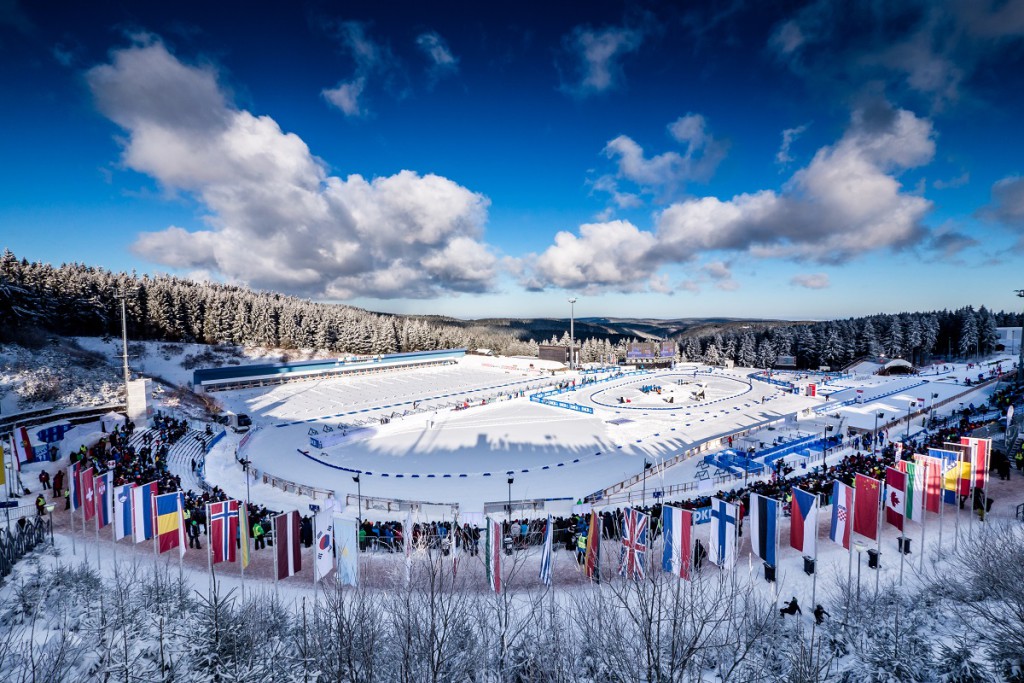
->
[209,500,239,564]
[829,481,853,549]
[485,517,501,593]
[789,487,817,559]
[884,467,906,532]
[661,505,693,580]
[274,511,302,580]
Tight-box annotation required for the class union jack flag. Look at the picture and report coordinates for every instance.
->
[209,500,239,564]
[619,508,648,579]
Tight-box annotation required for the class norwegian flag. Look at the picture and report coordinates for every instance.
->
[209,500,239,564]
[619,508,649,580]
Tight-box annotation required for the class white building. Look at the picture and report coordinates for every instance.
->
[997,326,1022,355]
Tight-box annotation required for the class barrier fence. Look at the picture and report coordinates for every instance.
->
[0,514,51,580]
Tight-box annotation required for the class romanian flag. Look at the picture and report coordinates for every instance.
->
[155,492,186,557]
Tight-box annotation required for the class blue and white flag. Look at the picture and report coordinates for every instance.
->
[539,514,553,586]
[750,494,780,568]
[114,483,134,541]
[708,498,738,569]
[334,517,358,587]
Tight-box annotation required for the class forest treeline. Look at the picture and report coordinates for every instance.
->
[1,249,1020,369]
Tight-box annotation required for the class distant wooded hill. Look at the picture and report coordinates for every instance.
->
[1,248,1019,369]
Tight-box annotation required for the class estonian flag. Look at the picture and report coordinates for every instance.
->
[750,494,780,568]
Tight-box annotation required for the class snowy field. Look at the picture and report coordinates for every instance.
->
[194,354,1018,516]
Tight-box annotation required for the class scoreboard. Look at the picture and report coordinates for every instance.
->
[626,341,677,359]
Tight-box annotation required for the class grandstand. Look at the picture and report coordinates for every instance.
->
[192,349,465,392]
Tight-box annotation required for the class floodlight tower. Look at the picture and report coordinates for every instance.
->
[568,297,577,370]
[1016,290,1024,383]
[114,289,132,418]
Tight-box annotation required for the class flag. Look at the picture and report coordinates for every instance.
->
[132,481,158,543]
[943,443,973,496]
[750,494,780,567]
[68,462,81,511]
[94,471,113,528]
[239,504,251,569]
[485,517,501,593]
[209,500,239,564]
[619,508,648,579]
[334,517,358,587]
[585,510,602,582]
[314,512,334,582]
[155,492,186,557]
[898,459,926,522]
[113,483,135,541]
[829,481,853,549]
[931,448,965,505]
[539,514,554,586]
[275,511,302,580]
[662,505,693,580]
[962,437,990,489]
[0,442,5,487]
[916,454,943,514]
[80,467,95,522]
[884,467,906,532]
[708,497,738,568]
[790,487,818,559]
[853,474,880,540]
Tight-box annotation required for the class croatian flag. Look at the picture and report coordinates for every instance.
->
[708,498,737,569]
[829,481,853,550]
[538,514,554,586]
[94,471,113,529]
[113,483,135,541]
[662,505,693,580]
[790,487,818,559]
[132,481,159,543]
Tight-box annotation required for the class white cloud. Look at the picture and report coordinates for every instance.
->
[776,123,809,165]
[416,31,458,83]
[558,24,643,97]
[530,220,658,291]
[322,78,366,117]
[530,101,935,291]
[977,175,1024,240]
[789,273,830,289]
[89,37,496,299]
[701,260,739,290]
[595,114,726,206]
[321,21,403,117]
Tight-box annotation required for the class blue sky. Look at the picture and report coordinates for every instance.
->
[2,0,1024,321]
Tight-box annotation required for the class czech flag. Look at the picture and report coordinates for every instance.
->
[790,487,818,559]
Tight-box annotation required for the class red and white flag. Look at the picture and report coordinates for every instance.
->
[961,437,990,489]
[209,500,239,564]
[274,511,302,580]
[884,467,906,532]
[853,473,881,541]
[80,467,96,522]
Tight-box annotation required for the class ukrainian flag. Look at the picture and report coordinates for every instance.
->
[156,492,186,556]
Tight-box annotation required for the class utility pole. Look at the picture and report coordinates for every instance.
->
[1016,290,1024,384]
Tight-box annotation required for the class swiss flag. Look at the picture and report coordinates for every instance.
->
[884,467,906,532]
[853,473,881,541]
[80,467,96,522]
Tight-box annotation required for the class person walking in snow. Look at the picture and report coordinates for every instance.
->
[780,597,802,617]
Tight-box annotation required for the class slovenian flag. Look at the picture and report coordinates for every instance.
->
[132,481,159,543]
[790,487,818,559]
[662,505,693,580]
[113,483,135,541]
[829,481,853,549]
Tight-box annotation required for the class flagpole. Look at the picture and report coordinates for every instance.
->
[312,514,318,607]
[95,479,102,572]
[206,502,213,594]
[967,444,974,542]
[110,481,117,566]
[153,494,159,558]
[874,480,882,596]
[274,515,280,599]
[954,450,961,553]
[239,504,246,601]
[847,484,855,611]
